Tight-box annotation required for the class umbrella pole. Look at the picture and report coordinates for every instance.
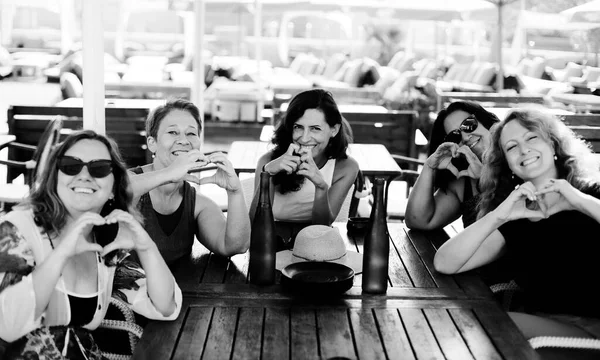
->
[495,1,504,91]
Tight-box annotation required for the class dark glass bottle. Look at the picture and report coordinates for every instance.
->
[362,177,389,294]
[249,171,276,285]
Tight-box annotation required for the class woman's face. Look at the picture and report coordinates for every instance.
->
[443,110,490,159]
[500,120,557,182]
[292,108,339,160]
[57,139,115,217]
[149,109,202,167]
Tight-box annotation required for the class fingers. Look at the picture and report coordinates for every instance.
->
[101,241,122,257]
[445,163,459,177]
[457,146,480,164]
[286,143,299,155]
[84,243,104,254]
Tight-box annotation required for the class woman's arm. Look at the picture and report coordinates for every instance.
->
[405,165,463,230]
[311,157,359,224]
[195,192,250,257]
[434,181,546,274]
[128,150,209,200]
[102,210,178,317]
[433,210,507,274]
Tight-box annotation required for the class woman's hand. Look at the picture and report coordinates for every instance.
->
[197,152,241,192]
[264,143,301,175]
[297,148,327,189]
[535,179,582,216]
[56,212,105,258]
[168,149,211,183]
[425,142,460,176]
[494,181,547,222]
[456,145,483,180]
[101,210,155,256]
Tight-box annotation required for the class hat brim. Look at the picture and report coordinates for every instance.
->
[276,250,363,274]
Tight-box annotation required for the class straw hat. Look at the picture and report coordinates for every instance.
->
[275,225,363,274]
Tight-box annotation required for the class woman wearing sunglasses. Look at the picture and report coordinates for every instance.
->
[128,99,250,265]
[0,130,181,359]
[405,101,500,230]
[434,109,600,351]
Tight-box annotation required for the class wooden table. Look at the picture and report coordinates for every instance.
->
[227,141,401,180]
[132,222,537,360]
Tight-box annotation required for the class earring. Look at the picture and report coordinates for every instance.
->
[151,152,156,159]
[554,154,558,161]
[511,172,515,181]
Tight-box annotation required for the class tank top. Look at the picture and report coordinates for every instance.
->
[272,159,336,222]
[460,178,480,228]
[131,166,197,264]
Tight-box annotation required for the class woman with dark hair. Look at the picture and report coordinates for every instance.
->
[0,130,181,359]
[129,99,250,265]
[405,101,500,230]
[434,109,600,349]
[251,89,359,243]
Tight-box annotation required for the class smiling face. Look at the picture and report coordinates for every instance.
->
[57,139,115,217]
[500,120,558,183]
[292,108,339,162]
[443,110,490,159]
[148,109,202,168]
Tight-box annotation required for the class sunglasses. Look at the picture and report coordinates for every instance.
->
[444,116,479,144]
[58,156,114,178]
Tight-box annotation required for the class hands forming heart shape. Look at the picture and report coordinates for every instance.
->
[507,179,579,221]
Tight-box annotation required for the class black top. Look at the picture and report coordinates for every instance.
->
[68,294,98,327]
[130,166,197,265]
[498,182,600,318]
[460,178,479,228]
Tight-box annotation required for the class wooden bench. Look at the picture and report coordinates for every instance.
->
[562,114,600,152]
[7,105,150,183]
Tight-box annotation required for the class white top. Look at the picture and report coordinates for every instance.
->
[272,159,336,222]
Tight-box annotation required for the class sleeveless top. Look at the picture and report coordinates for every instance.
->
[459,178,479,228]
[272,159,336,222]
[131,166,197,265]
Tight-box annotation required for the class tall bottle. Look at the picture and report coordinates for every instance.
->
[362,177,389,294]
[249,171,276,285]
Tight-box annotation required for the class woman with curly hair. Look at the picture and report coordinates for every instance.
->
[434,108,600,345]
[0,130,181,359]
[251,89,359,246]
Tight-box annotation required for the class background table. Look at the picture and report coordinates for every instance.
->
[132,222,538,360]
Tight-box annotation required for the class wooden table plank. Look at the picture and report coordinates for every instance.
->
[400,308,445,360]
[449,308,503,360]
[201,253,230,283]
[374,308,417,360]
[202,307,238,359]
[231,307,263,360]
[264,308,290,360]
[390,225,437,288]
[404,228,460,289]
[317,308,356,360]
[172,307,213,360]
[349,308,387,360]
[131,299,190,360]
[290,308,320,360]
[424,308,475,360]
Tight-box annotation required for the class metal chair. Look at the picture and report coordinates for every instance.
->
[1,116,63,210]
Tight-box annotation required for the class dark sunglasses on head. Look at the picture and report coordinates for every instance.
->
[58,156,114,178]
[444,116,479,144]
